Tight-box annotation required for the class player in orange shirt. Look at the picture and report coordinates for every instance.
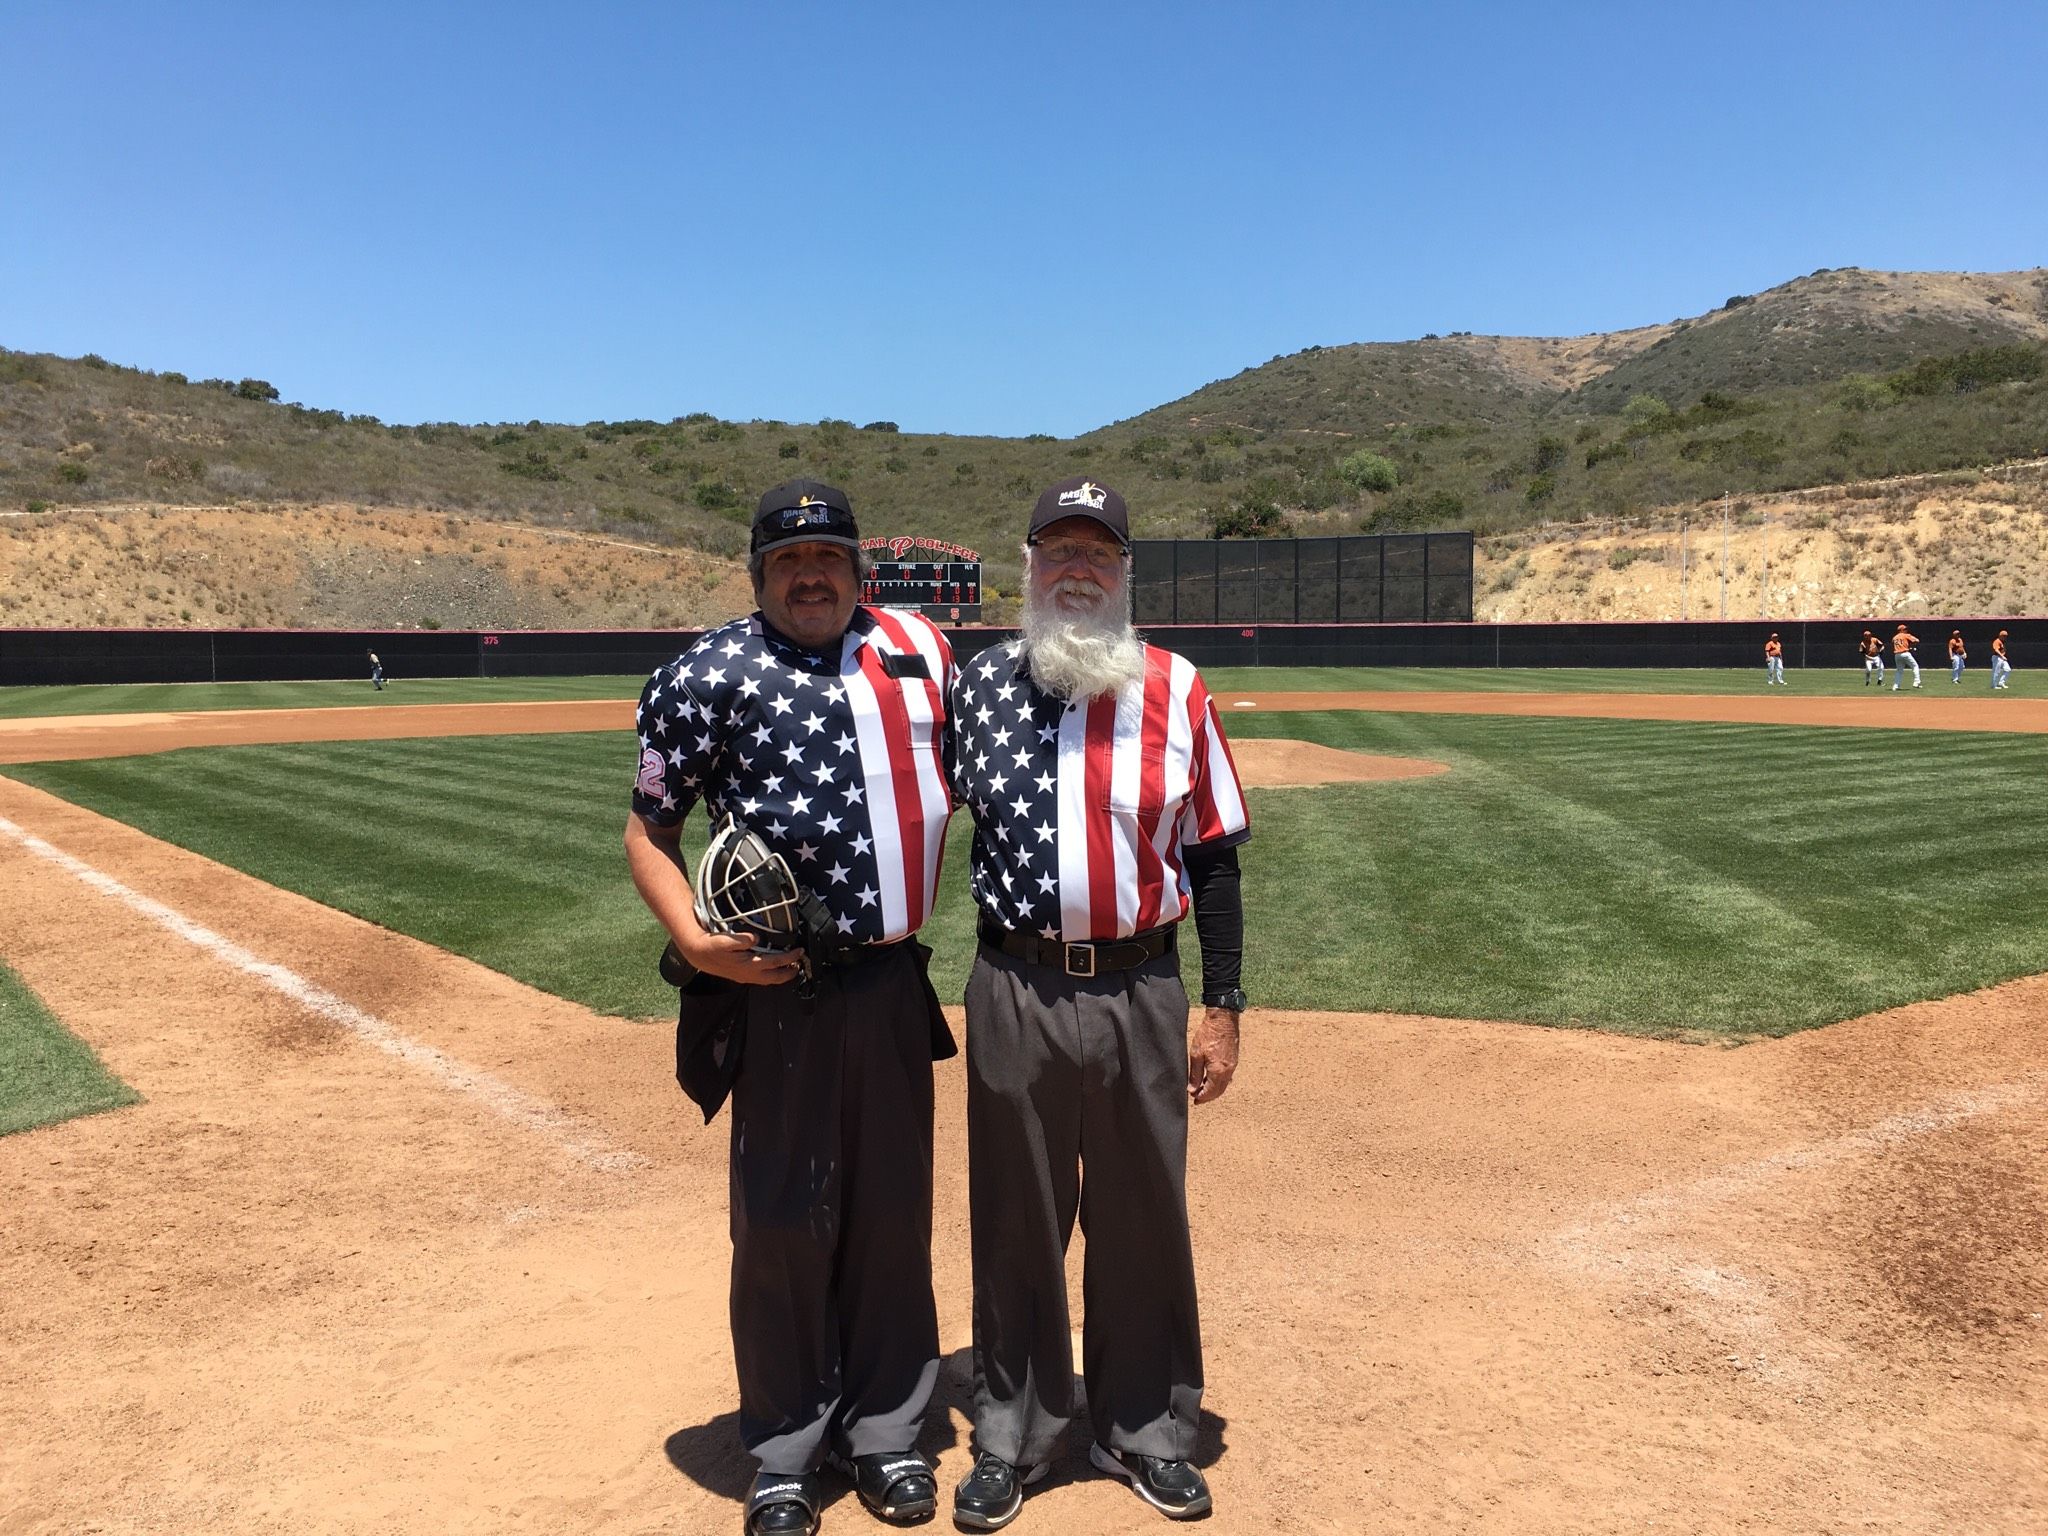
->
[1858,630,1886,686]
[1891,624,1921,690]
[1991,629,2013,690]
[1947,630,1966,684]
[1763,632,1785,686]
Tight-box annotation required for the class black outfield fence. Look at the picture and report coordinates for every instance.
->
[1,617,2037,687]
[1132,534,1475,625]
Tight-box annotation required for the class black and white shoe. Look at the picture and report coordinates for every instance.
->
[829,1450,938,1523]
[745,1470,823,1536]
[1089,1443,1213,1520]
[952,1450,1046,1530]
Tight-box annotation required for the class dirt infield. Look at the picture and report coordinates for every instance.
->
[4,684,2041,766]
[2,697,2043,1534]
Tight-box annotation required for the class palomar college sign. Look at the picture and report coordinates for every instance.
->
[859,536,982,623]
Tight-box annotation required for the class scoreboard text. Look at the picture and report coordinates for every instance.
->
[859,538,982,622]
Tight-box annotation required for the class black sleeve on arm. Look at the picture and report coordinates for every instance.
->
[1184,840,1243,1003]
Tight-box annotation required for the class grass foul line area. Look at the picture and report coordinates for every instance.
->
[6,708,2046,1038]
[0,664,2018,720]
[0,957,138,1136]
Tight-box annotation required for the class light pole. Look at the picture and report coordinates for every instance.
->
[1761,514,1769,618]
[1719,492,1729,622]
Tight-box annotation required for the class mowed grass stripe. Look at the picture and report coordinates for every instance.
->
[0,959,139,1136]
[8,714,2048,1036]
[1220,710,2048,1032]
[1196,665,1987,697]
[6,736,667,1016]
[0,675,649,719]
[3,664,2000,722]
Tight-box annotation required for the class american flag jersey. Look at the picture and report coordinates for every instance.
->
[632,607,955,945]
[947,641,1249,942]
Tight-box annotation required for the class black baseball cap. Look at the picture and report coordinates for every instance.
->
[1028,475,1129,549]
[751,479,860,554]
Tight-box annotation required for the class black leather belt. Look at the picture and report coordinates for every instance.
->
[978,918,1175,978]
[815,936,907,970]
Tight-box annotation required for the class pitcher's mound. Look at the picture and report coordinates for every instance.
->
[1230,737,1448,788]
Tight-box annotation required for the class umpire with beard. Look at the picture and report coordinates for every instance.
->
[625,480,959,1536]
[946,477,1250,1527]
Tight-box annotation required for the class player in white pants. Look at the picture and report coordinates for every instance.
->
[1891,625,1921,690]
[1991,630,2013,690]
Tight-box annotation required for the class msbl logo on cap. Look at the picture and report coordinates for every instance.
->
[1057,481,1108,512]
[787,496,831,526]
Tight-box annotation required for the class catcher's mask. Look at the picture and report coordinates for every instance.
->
[693,816,804,946]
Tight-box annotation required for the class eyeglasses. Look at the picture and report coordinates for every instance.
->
[1032,538,1125,571]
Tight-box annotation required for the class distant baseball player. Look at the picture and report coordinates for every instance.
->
[1891,624,1921,690]
[1763,632,1785,686]
[1948,630,1967,684]
[948,476,1247,1529]
[368,650,385,690]
[1991,629,2013,690]
[1859,630,1885,686]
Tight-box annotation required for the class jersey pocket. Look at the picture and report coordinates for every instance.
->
[1100,750,1168,818]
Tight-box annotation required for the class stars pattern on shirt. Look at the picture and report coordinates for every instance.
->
[632,613,909,945]
[947,642,1071,939]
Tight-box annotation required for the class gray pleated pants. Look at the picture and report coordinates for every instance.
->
[964,942,1204,1470]
[728,946,940,1473]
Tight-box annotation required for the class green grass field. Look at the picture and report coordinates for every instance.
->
[1197,665,1988,696]
[0,662,2002,720]
[0,675,649,719]
[0,959,138,1136]
[6,711,2045,1038]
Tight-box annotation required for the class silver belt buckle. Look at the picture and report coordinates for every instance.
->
[1063,942,1096,978]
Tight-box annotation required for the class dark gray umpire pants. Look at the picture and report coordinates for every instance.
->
[965,941,1203,1470]
[729,944,943,1474]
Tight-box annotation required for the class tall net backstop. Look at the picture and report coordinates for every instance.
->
[1131,533,1475,626]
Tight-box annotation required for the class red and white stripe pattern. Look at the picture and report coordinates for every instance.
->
[632,607,955,947]
[950,641,1248,942]
[840,608,955,936]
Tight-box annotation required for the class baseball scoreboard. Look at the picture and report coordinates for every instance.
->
[859,537,982,622]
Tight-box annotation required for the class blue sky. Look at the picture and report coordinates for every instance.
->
[3,2,2042,437]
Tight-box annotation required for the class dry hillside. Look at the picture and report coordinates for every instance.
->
[0,504,752,631]
[1479,459,2048,623]
[3,461,2046,634]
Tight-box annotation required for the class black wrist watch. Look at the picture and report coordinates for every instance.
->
[1203,986,1248,1013]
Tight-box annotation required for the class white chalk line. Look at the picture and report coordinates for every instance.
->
[1549,1076,2040,1388]
[0,814,645,1173]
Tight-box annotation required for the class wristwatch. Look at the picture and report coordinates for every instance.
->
[1203,986,1248,1013]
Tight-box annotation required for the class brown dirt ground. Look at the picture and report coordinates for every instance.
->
[2,694,2043,1535]
[4,685,2042,768]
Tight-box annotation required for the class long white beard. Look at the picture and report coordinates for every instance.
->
[1018,577,1144,701]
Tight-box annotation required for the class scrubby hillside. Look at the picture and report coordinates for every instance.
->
[1476,460,2048,624]
[0,504,751,632]
[4,267,2047,624]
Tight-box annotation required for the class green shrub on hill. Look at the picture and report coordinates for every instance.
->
[1886,343,2045,397]
[1336,449,1400,492]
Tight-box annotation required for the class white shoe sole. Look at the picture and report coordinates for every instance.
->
[1088,1444,1213,1520]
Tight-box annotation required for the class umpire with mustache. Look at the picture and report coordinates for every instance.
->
[947,477,1250,1527]
[625,480,958,1536]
